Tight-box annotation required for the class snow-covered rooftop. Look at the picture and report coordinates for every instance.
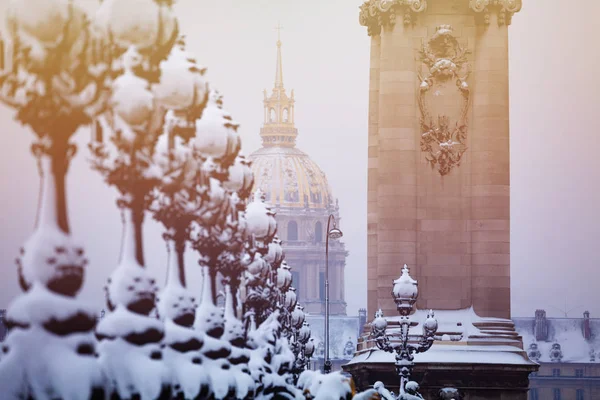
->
[514,314,600,364]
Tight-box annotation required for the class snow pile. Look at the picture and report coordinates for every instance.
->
[157,240,208,400]
[245,311,299,399]
[297,370,385,400]
[0,154,104,400]
[96,210,169,400]
[222,283,255,399]
[194,266,237,399]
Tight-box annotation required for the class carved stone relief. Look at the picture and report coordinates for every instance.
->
[417,25,471,176]
[469,0,522,26]
[358,0,427,36]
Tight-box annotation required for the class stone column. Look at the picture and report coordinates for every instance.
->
[469,2,518,319]
[375,13,424,318]
[361,0,520,319]
[367,33,381,318]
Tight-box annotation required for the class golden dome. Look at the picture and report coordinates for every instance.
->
[249,146,334,209]
[249,35,334,210]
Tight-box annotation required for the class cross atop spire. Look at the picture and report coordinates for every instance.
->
[274,22,284,89]
[275,22,284,44]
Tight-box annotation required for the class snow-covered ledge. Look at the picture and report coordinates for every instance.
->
[344,307,538,399]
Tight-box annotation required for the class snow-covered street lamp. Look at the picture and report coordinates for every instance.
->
[324,214,343,373]
[370,265,438,398]
[289,305,313,381]
[0,1,323,397]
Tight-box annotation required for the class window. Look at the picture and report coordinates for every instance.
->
[315,221,323,243]
[552,368,560,377]
[553,388,561,400]
[575,369,584,378]
[319,272,325,301]
[287,221,298,241]
[283,108,289,122]
[291,271,300,296]
[576,389,584,400]
[270,108,276,122]
[529,389,539,400]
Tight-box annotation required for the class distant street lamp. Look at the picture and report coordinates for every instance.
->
[324,214,343,373]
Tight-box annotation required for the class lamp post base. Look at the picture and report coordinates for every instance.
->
[324,359,332,374]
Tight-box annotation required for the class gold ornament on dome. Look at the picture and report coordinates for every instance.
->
[417,25,471,176]
[358,0,427,36]
[469,0,522,26]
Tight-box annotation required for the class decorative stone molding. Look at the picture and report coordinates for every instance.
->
[549,342,563,362]
[417,25,470,176]
[527,343,542,362]
[358,0,427,36]
[469,0,522,26]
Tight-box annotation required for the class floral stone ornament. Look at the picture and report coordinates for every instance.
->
[418,25,470,176]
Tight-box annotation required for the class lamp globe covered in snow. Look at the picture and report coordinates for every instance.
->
[223,154,254,200]
[305,338,315,359]
[392,264,418,316]
[291,304,306,329]
[372,309,388,336]
[245,190,277,252]
[94,0,178,72]
[265,236,285,269]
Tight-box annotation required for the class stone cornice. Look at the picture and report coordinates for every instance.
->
[358,0,427,37]
[469,0,522,26]
[358,0,522,35]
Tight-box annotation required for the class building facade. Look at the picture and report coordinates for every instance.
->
[515,310,600,400]
[249,36,348,317]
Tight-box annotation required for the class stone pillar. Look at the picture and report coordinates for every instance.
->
[352,6,534,396]
[367,34,381,318]
[361,0,520,319]
[469,3,514,318]
[375,14,422,318]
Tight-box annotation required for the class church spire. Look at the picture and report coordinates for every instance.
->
[275,23,284,89]
[260,25,298,148]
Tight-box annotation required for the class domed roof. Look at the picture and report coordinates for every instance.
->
[249,146,334,210]
[249,37,335,210]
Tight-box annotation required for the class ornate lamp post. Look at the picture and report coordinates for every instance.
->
[324,214,343,373]
[370,264,438,397]
[289,305,314,381]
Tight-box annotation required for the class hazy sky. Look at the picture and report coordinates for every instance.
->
[0,0,598,318]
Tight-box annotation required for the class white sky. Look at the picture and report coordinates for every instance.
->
[0,0,598,318]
